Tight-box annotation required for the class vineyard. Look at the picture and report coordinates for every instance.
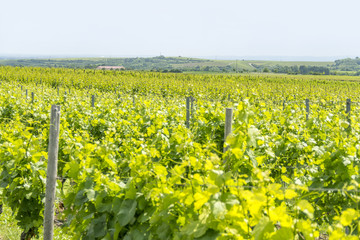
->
[0,66,360,239]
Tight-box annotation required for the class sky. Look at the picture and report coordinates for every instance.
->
[1,0,360,60]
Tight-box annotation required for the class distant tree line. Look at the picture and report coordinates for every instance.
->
[334,57,360,71]
[1,56,360,76]
[257,65,330,75]
[0,56,210,71]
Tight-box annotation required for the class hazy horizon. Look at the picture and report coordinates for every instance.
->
[1,0,360,59]
[0,54,351,62]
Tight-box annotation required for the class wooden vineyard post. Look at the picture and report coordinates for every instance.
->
[346,98,351,127]
[282,100,285,110]
[190,96,194,119]
[305,99,310,120]
[26,89,28,99]
[223,108,233,154]
[43,105,61,240]
[133,96,136,107]
[91,95,95,107]
[31,92,34,103]
[186,97,190,128]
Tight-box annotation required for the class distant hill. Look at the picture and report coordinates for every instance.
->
[0,56,358,75]
[334,57,360,71]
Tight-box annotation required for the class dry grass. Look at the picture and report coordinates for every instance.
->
[0,205,22,240]
[0,205,72,240]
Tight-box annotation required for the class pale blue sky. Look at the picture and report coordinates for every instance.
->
[1,0,359,59]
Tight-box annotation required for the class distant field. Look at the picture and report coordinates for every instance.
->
[164,59,333,70]
[244,60,332,67]
[0,56,349,75]
[170,59,334,75]
[0,56,334,71]
[172,59,252,70]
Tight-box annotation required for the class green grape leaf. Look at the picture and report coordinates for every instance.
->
[270,227,293,240]
[252,217,275,240]
[116,199,137,227]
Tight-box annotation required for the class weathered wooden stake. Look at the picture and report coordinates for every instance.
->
[91,95,95,107]
[305,99,310,120]
[31,92,34,103]
[26,89,28,99]
[346,98,351,114]
[224,108,233,153]
[282,100,285,110]
[346,98,351,127]
[43,105,61,240]
[186,97,190,128]
[190,97,194,119]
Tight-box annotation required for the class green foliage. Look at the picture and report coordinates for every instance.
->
[0,66,360,239]
[334,57,360,71]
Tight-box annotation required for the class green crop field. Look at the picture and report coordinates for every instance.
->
[0,66,359,239]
